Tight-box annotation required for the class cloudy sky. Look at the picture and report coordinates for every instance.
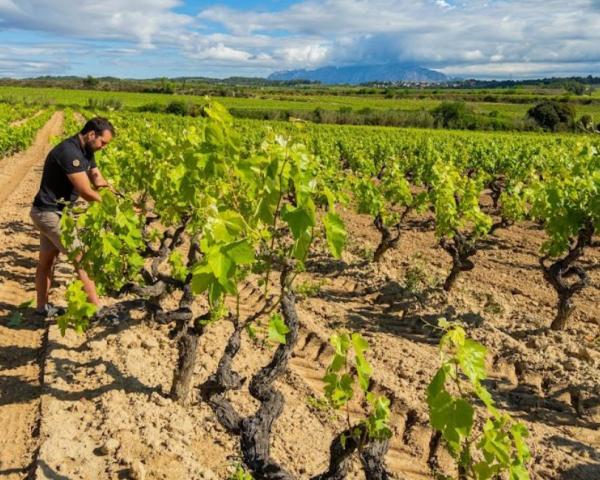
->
[1,0,599,79]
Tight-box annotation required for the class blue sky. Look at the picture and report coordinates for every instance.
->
[1,0,599,79]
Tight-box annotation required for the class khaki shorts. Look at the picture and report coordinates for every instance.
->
[30,207,67,254]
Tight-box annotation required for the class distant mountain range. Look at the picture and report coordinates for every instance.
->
[268,63,448,84]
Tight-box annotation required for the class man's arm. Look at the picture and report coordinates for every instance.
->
[87,167,109,189]
[67,172,102,203]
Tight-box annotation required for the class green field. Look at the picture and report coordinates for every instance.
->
[3,86,600,122]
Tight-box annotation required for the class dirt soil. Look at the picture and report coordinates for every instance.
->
[0,113,599,480]
[0,112,64,479]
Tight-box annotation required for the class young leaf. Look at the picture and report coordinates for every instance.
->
[268,313,290,344]
[324,211,347,259]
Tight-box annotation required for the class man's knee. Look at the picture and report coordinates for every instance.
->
[38,249,59,271]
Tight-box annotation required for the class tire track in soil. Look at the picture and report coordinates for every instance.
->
[0,111,64,480]
[232,280,438,478]
[287,324,434,479]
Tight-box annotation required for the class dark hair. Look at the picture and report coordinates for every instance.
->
[81,117,115,136]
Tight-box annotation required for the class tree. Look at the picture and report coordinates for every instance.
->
[159,77,176,94]
[526,101,576,131]
[165,100,188,115]
[82,75,99,88]
[562,80,588,95]
[431,102,473,129]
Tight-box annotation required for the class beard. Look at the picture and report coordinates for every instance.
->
[84,140,96,155]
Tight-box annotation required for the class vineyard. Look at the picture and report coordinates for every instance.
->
[0,102,599,480]
[0,104,53,158]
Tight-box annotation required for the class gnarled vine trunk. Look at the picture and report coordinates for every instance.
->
[373,214,401,263]
[373,207,410,263]
[168,237,203,404]
[240,292,299,479]
[541,222,594,330]
[199,321,245,433]
[311,424,391,480]
[488,176,505,210]
[440,232,476,291]
[170,328,199,403]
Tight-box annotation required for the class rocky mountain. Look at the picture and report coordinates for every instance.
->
[268,63,447,84]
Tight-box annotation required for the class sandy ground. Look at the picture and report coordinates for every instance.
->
[0,111,63,479]
[0,113,599,479]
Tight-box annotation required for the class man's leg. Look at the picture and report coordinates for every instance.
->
[31,209,61,311]
[35,246,59,311]
[75,262,100,307]
[31,208,100,308]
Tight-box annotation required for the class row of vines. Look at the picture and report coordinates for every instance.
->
[0,103,52,157]
[51,104,599,479]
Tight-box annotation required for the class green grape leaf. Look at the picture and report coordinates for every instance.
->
[168,250,188,282]
[57,281,97,336]
[479,419,511,466]
[191,265,214,294]
[473,461,499,480]
[510,423,531,462]
[324,211,347,259]
[427,367,474,454]
[268,313,290,344]
[457,338,488,385]
[352,333,372,392]
[281,203,315,239]
[292,229,313,261]
[509,464,530,480]
[222,239,255,265]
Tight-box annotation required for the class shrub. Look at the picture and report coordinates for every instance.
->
[165,100,188,116]
[563,80,588,95]
[526,101,576,131]
[431,102,472,128]
[85,97,123,111]
[137,102,163,113]
[577,114,595,132]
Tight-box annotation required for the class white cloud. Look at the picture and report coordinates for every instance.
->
[440,61,600,79]
[194,0,600,77]
[0,54,69,76]
[276,44,330,66]
[1,0,600,78]
[0,0,19,14]
[435,0,454,10]
[186,43,253,62]
[0,0,192,48]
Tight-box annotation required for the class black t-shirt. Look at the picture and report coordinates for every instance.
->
[33,135,96,211]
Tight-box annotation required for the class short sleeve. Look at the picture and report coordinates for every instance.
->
[56,147,87,174]
[88,153,97,169]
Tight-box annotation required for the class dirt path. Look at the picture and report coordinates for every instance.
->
[0,111,64,479]
[0,112,62,206]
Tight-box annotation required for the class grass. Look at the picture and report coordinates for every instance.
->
[2,86,600,121]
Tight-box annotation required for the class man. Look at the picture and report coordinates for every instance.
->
[30,117,114,317]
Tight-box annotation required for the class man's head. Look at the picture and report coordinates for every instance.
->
[79,117,115,153]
